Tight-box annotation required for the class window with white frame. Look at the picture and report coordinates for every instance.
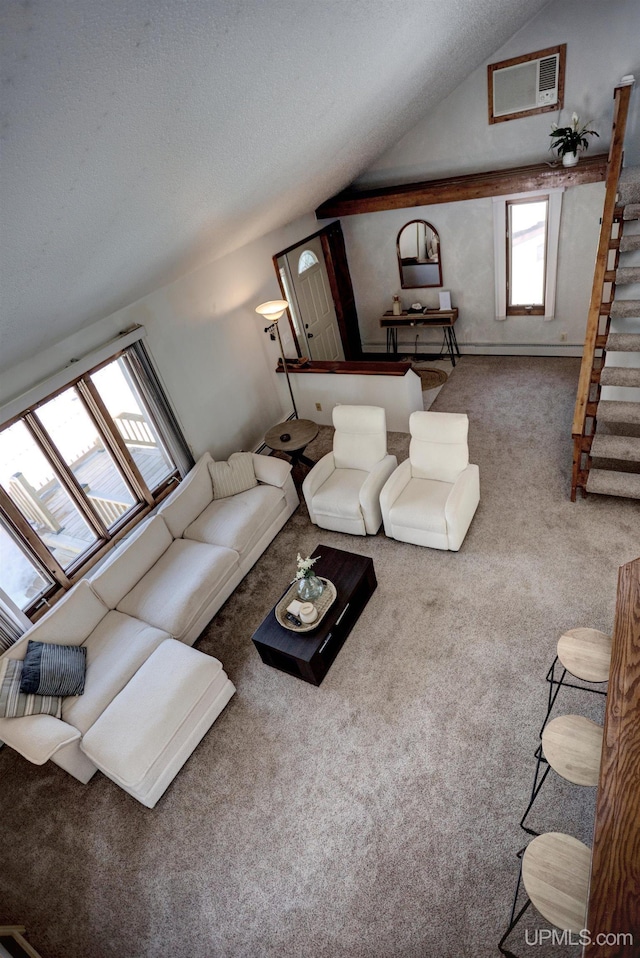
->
[493,188,563,321]
[0,341,191,619]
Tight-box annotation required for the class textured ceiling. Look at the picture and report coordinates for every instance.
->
[0,0,551,371]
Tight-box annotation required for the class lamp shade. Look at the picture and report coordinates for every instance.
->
[255,299,289,321]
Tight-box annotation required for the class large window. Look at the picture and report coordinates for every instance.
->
[0,345,189,618]
[0,520,54,613]
[493,188,563,323]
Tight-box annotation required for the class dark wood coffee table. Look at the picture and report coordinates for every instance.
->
[251,544,376,686]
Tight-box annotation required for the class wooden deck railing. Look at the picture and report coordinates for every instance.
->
[8,473,62,533]
[115,411,157,447]
[571,84,633,496]
[86,493,130,527]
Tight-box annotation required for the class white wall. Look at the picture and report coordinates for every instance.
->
[341,183,604,353]
[336,0,640,356]
[5,0,638,456]
[359,0,640,187]
[293,370,424,432]
[1,213,318,460]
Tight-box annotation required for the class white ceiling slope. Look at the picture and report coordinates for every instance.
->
[0,0,550,371]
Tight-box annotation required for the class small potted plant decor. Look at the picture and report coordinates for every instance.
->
[295,552,324,601]
[549,113,599,167]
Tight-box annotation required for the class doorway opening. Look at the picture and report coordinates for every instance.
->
[273,221,362,361]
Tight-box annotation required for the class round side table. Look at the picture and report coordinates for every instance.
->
[264,419,319,469]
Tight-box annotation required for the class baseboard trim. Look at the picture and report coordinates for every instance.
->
[459,344,584,357]
[363,342,584,358]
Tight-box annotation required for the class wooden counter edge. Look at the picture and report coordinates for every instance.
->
[583,556,640,957]
[275,360,412,377]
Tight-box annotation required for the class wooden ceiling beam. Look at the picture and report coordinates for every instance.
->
[315,153,608,218]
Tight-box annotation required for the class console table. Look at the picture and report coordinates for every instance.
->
[380,309,460,365]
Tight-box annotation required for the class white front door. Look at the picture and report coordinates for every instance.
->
[285,236,345,361]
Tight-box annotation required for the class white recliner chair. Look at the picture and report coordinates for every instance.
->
[380,411,479,551]
[302,405,397,536]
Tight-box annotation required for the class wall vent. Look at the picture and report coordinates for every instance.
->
[488,44,566,124]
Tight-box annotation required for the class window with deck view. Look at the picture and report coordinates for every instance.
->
[492,188,563,322]
[0,346,186,618]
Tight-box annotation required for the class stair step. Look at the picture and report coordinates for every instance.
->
[618,169,640,206]
[597,401,640,424]
[606,332,640,351]
[586,469,640,499]
[615,266,640,284]
[610,300,640,319]
[620,234,640,252]
[591,434,640,461]
[623,204,640,221]
[600,366,640,387]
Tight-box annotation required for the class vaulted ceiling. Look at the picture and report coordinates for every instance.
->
[0,0,552,372]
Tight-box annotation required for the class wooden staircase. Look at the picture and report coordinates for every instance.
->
[571,81,640,501]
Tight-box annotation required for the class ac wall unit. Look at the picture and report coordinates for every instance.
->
[488,44,566,124]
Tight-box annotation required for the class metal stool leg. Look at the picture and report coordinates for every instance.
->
[540,657,566,738]
[520,745,551,836]
[540,655,607,738]
[499,850,531,956]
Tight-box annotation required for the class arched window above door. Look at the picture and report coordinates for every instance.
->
[298,250,319,274]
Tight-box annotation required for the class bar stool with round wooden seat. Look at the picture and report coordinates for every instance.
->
[540,627,611,737]
[499,831,591,956]
[520,713,603,835]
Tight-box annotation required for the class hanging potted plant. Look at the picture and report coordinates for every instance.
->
[549,113,599,167]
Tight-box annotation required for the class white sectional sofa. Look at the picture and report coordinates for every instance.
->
[0,582,172,785]
[0,452,298,797]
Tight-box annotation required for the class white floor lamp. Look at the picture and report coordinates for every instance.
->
[255,299,298,419]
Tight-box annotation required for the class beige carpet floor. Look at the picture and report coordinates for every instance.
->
[1,357,637,958]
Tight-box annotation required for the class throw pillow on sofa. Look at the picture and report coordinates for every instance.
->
[209,452,257,500]
[20,640,87,696]
[0,659,62,719]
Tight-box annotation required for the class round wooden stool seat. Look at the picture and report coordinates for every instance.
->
[557,628,611,683]
[522,832,591,932]
[542,715,603,786]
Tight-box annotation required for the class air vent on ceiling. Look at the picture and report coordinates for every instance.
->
[488,44,566,124]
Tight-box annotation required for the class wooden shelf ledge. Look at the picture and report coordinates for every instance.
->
[316,153,608,217]
[277,359,412,377]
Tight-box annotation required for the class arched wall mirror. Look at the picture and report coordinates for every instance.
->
[397,220,442,289]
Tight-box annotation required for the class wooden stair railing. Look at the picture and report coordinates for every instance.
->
[571,83,633,500]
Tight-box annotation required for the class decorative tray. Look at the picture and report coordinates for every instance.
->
[275,578,337,633]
